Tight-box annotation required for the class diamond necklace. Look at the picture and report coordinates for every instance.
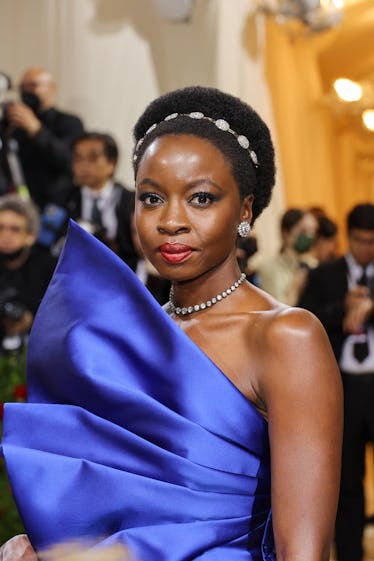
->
[168,272,247,316]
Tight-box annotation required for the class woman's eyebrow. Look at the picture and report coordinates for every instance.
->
[186,179,224,191]
[137,178,161,189]
[137,177,224,192]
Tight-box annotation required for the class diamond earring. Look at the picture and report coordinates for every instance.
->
[237,221,251,238]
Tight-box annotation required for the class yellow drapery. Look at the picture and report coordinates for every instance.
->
[263,10,374,251]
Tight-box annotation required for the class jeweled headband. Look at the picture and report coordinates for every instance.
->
[133,111,259,168]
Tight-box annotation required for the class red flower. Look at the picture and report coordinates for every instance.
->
[13,384,27,400]
[0,402,3,420]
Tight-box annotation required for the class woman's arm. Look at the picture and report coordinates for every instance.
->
[260,307,343,561]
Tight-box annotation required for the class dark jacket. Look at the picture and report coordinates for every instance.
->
[0,107,84,208]
[54,181,138,271]
[298,256,349,361]
[0,246,57,316]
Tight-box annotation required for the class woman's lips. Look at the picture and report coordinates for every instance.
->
[159,243,193,264]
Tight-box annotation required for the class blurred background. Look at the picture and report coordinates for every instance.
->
[0,0,374,554]
[1,0,373,258]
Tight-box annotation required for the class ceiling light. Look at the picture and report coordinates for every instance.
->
[321,0,343,8]
[333,78,363,102]
[362,110,374,131]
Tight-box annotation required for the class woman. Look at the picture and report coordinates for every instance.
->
[257,208,318,305]
[1,86,342,561]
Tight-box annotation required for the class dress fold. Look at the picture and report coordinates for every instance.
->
[2,221,274,560]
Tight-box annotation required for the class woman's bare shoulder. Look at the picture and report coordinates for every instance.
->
[244,283,323,340]
[262,304,327,350]
[241,287,341,410]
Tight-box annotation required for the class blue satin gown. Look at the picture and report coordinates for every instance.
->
[1,221,275,560]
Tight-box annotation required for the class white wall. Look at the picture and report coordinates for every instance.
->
[214,0,284,259]
[0,0,217,185]
[0,0,283,256]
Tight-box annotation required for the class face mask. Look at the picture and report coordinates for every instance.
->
[20,91,41,113]
[293,233,314,254]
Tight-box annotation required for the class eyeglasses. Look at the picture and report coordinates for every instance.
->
[350,234,374,246]
[72,152,106,163]
[0,224,27,234]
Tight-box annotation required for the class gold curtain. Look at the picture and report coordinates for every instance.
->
[263,14,374,251]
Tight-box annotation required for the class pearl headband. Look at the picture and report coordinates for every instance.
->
[133,111,259,168]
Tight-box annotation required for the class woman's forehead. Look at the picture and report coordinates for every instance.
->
[137,134,231,169]
[136,134,236,186]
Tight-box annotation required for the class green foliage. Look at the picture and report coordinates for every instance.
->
[0,347,27,544]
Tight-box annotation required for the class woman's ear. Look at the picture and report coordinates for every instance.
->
[240,194,254,224]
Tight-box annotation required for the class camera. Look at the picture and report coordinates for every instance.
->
[0,287,26,322]
[37,203,68,249]
[0,287,27,353]
[0,70,40,128]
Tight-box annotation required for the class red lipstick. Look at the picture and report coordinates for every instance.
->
[159,243,193,264]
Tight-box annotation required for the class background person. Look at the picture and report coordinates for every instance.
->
[257,207,318,305]
[298,203,374,561]
[0,67,84,208]
[0,194,57,352]
[1,86,342,561]
[310,214,338,265]
[54,131,137,269]
[291,214,339,303]
[301,212,339,269]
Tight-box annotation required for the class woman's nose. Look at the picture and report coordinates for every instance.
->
[157,201,189,235]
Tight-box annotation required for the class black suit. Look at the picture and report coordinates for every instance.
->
[0,246,57,347]
[298,257,348,359]
[53,181,138,271]
[0,107,84,208]
[298,256,374,561]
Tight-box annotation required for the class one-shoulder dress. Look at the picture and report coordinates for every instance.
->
[1,222,275,561]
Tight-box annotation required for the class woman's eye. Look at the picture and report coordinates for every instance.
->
[139,192,163,207]
[189,192,216,206]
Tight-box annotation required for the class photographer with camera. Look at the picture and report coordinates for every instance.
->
[0,194,57,352]
[53,131,138,269]
[0,67,84,209]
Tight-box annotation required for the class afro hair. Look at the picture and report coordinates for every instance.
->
[133,86,276,224]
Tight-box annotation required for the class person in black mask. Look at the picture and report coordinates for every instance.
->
[257,208,318,305]
[0,194,57,352]
[0,67,84,208]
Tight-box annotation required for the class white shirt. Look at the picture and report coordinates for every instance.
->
[339,253,374,374]
[81,181,121,240]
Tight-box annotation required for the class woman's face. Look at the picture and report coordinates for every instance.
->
[135,134,252,283]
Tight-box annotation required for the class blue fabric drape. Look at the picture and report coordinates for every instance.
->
[2,221,274,560]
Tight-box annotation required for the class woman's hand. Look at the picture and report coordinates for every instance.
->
[0,535,37,561]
